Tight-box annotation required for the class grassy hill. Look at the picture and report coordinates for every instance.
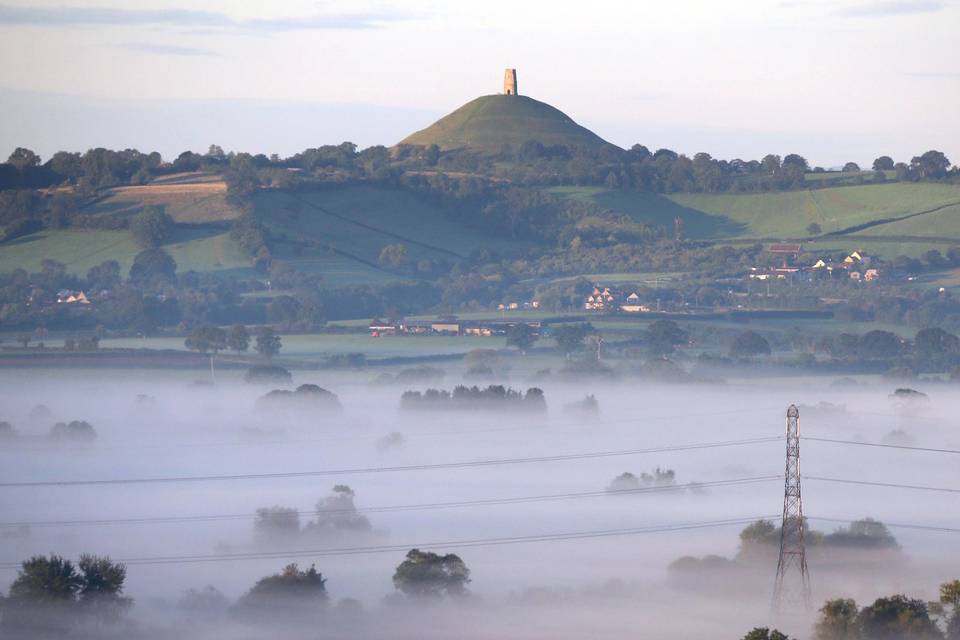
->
[554,182,960,257]
[84,172,239,224]
[5,173,960,283]
[254,185,532,284]
[399,95,619,153]
[0,226,252,276]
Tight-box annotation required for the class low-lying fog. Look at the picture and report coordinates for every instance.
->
[1,368,957,639]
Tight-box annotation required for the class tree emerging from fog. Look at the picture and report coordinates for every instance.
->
[392,549,471,599]
[0,554,130,637]
[254,506,301,541]
[234,564,327,618]
[306,485,372,535]
[49,420,97,442]
[606,467,677,493]
[401,385,546,411]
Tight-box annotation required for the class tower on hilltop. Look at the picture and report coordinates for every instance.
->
[503,68,518,96]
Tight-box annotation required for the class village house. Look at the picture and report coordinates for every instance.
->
[56,290,92,305]
[430,321,461,335]
[620,292,650,313]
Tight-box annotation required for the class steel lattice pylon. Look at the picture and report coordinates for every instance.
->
[772,404,812,611]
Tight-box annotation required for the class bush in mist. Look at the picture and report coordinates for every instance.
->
[177,585,228,619]
[815,598,860,640]
[244,364,292,384]
[254,506,301,541]
[305,485,371,535]
[506,323,538,353]
[645,320,688,356]
[28,404,53,421]
[258,384,341,411]
[395,366,446,383]
[0,420,16,438]
[891,387,928,400]
[227,324,250,353]
[937,580,960,640]
[376,431,406,451]
[233,564,327,618]
[738,518,898,559]
[729,331,772,358]
[742,628,792,640]
[464,364,496,381]
[551,323,593,358]
[464,348,501,370]
[254,326,282,359]
[322,352,366,369]
[606,467,676,493]
[49,420,97,441]
[826,519,899,550]
[857,595,942,640]
[563,394,599,416]
[559,355,615,379]
[184,325,227,355]
[0,554,130,636]
[392,549,471,599]
[812,581,960,640]
[668,554,738,574]
[400,385,545,411]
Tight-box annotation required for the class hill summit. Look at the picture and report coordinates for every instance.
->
[399,93,619,154]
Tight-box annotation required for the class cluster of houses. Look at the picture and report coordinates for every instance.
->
[369,319,541,338]
[584,286,651,313]
[749,245,880,282]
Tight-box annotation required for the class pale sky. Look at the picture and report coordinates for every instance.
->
[1,0,957,167]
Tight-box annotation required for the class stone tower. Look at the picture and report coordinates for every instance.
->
[503,68,518,96]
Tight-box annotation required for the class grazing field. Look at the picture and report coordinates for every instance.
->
[85,174,239,223]
[0,227,252,276]
[254,185,532,284]
[553,182,960,254]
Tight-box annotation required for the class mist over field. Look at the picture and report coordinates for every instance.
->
[1,367,957,639]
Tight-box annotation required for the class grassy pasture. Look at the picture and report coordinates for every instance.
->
[0,227,252,276]
[254,186,531,284]
[554,182,960,258]
[87,179,239,224]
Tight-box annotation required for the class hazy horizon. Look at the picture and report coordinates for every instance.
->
[1,0,958,166]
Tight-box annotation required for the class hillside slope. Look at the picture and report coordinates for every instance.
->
[254,186,532,284]
[400,95,619,153]
[554,182,960,257]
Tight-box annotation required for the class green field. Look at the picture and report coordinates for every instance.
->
[254,185,531,284]
[554,182,960,258]
[84,178,238,224]
[0,227,253,276]
[6,178,960,281]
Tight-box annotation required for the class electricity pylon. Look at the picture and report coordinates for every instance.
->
[772,404,812,612]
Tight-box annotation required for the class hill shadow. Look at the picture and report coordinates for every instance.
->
[590,191,746,239]
[164,222,231,246]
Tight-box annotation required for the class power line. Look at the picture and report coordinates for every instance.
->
[807,476,960,494]
[0,516,776,570]
[804,437,960,455]
[4,474,956,530]
[0,476,780,529]
[2,512,957,571]
[809,517,960,535]
[0,436,782,489]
